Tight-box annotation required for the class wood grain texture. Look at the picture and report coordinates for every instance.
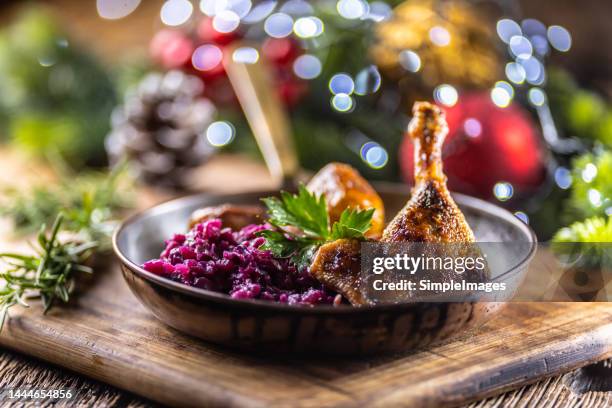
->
[0,350,156,408]
[0,261,611,408]
[1,352,609,408]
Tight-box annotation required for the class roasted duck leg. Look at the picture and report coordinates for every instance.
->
[383,102,475,243]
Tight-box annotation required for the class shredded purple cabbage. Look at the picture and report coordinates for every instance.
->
[142,219,337,305]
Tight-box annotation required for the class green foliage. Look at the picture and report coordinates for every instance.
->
[330,208,375,240]
[0,8,117,165]
[0,164,132,249]
[262,186,330,237]
[553,216,612,243]
[552,216,612,270]
[566,151,612,220]
[260,185,373,268]
[0,165,132,331]
[547,68,612,147]
[0,214,97,331]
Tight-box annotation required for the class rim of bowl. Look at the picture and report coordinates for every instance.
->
[112,185,538,314]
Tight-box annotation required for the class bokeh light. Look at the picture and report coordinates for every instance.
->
[505,62,526,84]
[554,167,572,189]
[519,56,544,84]
[242,0,276,23]
[160,0,193,26]
[293,16,323,38]
[213,10,240,33]
[399,50,421,72]
[581,163,598,183]
[491,87,512,108]
[97,0,141,19]
[521,18,546,36]
[331,93,354,112]
[463,118,482,138]
[547,25,572,52]
[329,73,355,95]
[367,1,392,22]
[528,88,546,107]
[232,47,259,64]
[354,65,382,95]
[200,0,252,18]
[509,35,533,59]
[588,189,602,207]
[293,55,322,79]
[495,81,514,98]
[281,0,313,15]
[38,55,57,67]
[192,44,223,71]
[264,13,293,38]
[429,26,451,46]
[360,142,388,169]
[530,35,549,56]
[514,211,529,224]
[57,38,69,48]
[493,182,514,201]
[496,19,521,43]
[434,84,458,107]
[337,0,367,20]
[206,121,235,146]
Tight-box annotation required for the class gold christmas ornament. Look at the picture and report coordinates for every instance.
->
[370,0,501,96]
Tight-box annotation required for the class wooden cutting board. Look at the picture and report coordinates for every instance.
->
[0,153,611,407]
[0,257,611,408]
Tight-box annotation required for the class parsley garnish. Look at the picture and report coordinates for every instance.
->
[259,185,374,268]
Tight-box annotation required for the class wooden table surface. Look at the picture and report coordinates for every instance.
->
[0,153,611,407]
[1,350,610,408]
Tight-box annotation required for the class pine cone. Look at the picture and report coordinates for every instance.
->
[106,71,216,189]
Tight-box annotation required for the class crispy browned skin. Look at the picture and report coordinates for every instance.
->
[309,239,373,306]
[189,204,265,230]
[382,102,475,243]
[306,162,385,239]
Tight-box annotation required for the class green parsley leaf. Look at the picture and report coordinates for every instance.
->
[330,208,375,240]
[260,185,375,268]
[262,185,329,238]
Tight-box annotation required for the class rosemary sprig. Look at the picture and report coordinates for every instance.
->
[0,163,131,248]
[0,214,97,331]
[0,162,130,331]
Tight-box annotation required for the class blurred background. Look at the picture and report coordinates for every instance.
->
[0,0,610,243]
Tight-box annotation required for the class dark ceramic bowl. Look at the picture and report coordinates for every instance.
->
[113,185,537,355]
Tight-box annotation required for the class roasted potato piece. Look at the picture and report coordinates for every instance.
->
[306,162,385,239]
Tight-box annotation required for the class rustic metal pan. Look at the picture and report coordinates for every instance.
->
[112,51,536,354]
[113,186,536,355]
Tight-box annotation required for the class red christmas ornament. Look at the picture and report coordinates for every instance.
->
[399,92,547,201]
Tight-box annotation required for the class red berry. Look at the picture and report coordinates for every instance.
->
[261,38,301,66]
[150,29,194,69]
[203,77,238,106]
[277,78,307,108]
